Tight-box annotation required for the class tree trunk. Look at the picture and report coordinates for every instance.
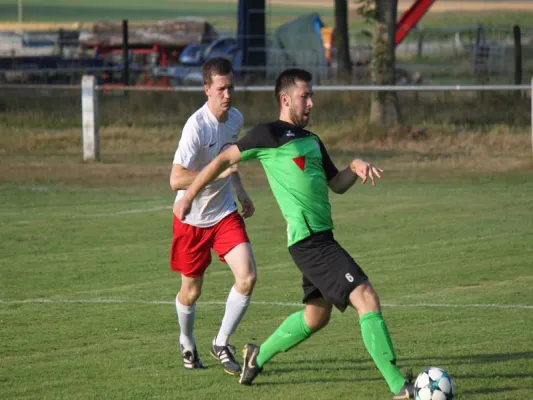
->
[370,0,401,127]
[334,0,351,81]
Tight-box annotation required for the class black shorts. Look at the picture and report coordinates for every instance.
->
[288,230,368,312]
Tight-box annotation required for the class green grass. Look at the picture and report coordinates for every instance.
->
[0,89,530,132]
[0,0,318,24]
[413,11,532,30]
[1,162,533,399]
[1,0,532,32]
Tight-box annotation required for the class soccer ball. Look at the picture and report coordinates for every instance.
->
[414,367,455,400]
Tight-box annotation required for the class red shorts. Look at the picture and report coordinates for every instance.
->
[170,211,250,278]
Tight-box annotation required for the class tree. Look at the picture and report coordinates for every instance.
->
[334,0,352,81]
[356,0,401,127]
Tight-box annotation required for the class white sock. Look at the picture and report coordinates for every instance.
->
[215,286,251,347]
[176,294,196,351]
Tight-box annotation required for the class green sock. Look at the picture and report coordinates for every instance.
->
[256,310,313,367]
[360,311,406,394]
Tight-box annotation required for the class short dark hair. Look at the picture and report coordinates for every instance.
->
[202,57,233,86]
[274,68,313,105]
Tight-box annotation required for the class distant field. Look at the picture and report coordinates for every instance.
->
[204,0,533,12]
[0,0,532,31]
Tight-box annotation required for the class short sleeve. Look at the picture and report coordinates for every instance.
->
[236,124,273,161]
[173,120,201,168]
[233,109,244,135]
[317,137,339,181]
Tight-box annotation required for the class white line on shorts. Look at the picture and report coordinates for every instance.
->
[0,298,532,309]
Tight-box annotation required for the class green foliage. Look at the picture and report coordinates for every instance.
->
[354,0,378,23]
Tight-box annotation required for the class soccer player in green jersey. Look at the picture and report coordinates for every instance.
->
[174,68,414,399]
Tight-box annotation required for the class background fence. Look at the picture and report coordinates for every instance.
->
[1,24,531,86]
[1,79,531,165]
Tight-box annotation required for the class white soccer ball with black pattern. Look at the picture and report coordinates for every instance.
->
[414,367,455,400]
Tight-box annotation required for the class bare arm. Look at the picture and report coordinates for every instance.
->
[328,159,383,194]
[231,170,255,218]
[328,167,358,194]
[230,170,246,197]
[169,164,199,191]
[174,145,242,219]
[169,163,236,191]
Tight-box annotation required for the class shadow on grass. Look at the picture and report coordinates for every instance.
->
[279,357,371,366]
[267,364,368,374]
[452,372,533,380]
[402,351,533,365]
[459,386,532,396]
[253,375,382,387]
[254,353,533,390]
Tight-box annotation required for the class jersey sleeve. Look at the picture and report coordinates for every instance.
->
[234,109,244,136]
[236,124,273,161]
[317,137,339,181]
[173,120,201,168]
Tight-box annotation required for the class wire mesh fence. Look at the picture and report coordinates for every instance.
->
[1,82,530,132]
[1,84,530,129]
[1,24,531,86]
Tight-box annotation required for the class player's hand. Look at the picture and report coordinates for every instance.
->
[237,192,255,219]
[350,159,383,186]
[217,164,238,180]
[173,196,192,221]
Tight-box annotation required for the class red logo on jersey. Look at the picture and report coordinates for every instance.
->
[292,156,306,171]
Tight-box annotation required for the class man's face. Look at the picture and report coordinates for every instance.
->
[284,80,313,128]
[205,73,234,114]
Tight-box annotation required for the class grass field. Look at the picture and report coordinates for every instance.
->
[2,125,533,399]
[0,0,532,31]
[1,7,533,392]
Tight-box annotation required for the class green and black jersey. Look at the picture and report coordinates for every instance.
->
[236,120,339,247]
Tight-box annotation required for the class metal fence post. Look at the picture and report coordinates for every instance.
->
[81,75,99,161]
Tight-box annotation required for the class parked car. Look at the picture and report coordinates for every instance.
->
[152,37,241,86]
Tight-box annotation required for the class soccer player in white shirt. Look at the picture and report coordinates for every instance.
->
[169,57,257,375]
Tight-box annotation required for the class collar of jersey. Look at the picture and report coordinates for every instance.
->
[203,103,227,125]
[276,119,309,136]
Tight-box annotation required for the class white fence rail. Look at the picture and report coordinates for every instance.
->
[74,76,533,161]
[1,77,531,160]
[96,83,532,92]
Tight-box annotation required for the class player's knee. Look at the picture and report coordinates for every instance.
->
[235,273,256,295]
[350,281,381,315]
[306,312,330,331]
[304,307,331,331]
[316,313,331,330]
[181,286,202,305]
[362,282,380,308]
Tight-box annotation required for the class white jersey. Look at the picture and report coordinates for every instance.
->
[173,103,243,228]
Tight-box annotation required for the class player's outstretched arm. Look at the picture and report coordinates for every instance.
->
[169,163,236,191]
[231,172,255,219]
[174,145,243,220]
[328,159,383,194]
[170,164,200,191]
[350,158,383,186]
